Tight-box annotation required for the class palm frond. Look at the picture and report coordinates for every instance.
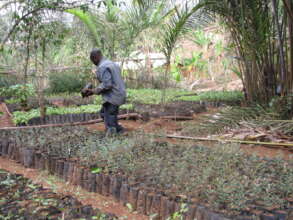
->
[160,1,205,58]
[66,8,100,46]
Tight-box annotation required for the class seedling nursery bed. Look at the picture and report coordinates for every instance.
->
[0,168,117,220]
[0,126,292,220]
[9,100,237,127]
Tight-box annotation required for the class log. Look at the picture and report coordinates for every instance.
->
[160,116,194,121]
[164,134,293,149]
[0,113,142,130]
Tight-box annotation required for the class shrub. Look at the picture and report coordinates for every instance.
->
[0,75,19,88]
[0,84,35,109]
[47,72,87,94]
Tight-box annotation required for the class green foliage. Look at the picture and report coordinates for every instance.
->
[2,127,291,215]
[127,88,190,104]
[214,41,224,56]
[0,75,19,88]
[191,29,211,47]
[160,3,203,60]
[47,72,87,94]
[170,56,182,82]
[127,89,243,104]
[176,90,243,103]
[66,9,100,47]
[183,51,208,72]
[0,84,35,105]
[91,167,102,174]
[167,203,188,220]
[170,66,182,82]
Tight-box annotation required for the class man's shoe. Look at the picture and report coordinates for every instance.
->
[117,126,125,134]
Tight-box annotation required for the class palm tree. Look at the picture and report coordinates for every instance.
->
[66,0,165,61]
[158,0,206,102]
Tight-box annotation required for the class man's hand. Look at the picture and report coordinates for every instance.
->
[81,88,94,98]
[81,83,94,98]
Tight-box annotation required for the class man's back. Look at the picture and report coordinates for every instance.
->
[96,59,126,106]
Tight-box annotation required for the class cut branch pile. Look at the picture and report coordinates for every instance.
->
[165,134,293,149]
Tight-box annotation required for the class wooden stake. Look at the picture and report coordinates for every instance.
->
[160,116,194,120]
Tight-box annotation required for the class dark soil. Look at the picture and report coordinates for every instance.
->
[0,168,117,220]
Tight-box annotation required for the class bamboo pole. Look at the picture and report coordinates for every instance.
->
[160,116,194,120]
[0,113,141,130]
[164,134,293,149]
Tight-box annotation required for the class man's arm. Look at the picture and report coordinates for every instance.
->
[81,68,113,98]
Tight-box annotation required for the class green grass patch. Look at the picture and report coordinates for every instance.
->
[126,88,191,104]
[47,89,244,106]
[175,90,244,103]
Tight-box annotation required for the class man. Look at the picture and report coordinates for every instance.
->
[82,49,126,134]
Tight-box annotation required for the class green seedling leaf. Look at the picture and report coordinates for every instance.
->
[149,213,158,220]
[28,184,37,189]
[90,167,102,174]
[126,203,133,212]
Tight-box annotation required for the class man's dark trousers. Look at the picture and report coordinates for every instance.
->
[100,102,122,133]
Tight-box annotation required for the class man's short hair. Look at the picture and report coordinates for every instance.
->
[90,49,102,59]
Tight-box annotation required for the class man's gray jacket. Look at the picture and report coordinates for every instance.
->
[95,58,126,106]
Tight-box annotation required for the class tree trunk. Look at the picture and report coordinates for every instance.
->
[39,38,46,120]
[161,58,170,104]
[24,27,32,84]
[272,0,287,95]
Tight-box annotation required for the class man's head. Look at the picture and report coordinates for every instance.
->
[90,49,103,65]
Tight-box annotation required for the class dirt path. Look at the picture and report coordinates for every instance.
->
[0,157,148,220]
[0,103,13,127]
